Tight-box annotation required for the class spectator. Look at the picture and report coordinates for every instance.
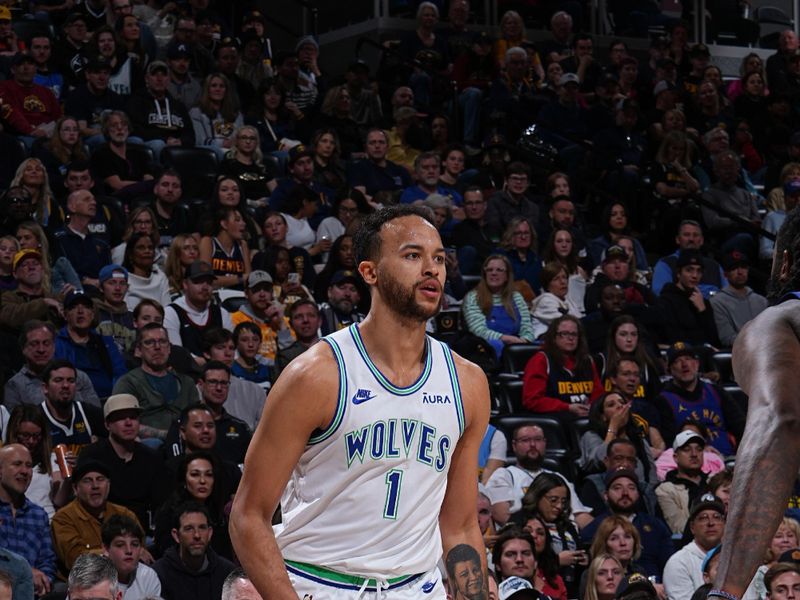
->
[53,189,111,288]
[31,116,89,191]
[8,158,63,234]
[275,299,321,374]
[485,424,592,528]
[451,186,495,275]
[237,32,272,93]
[657,342,745,455]
[195,179,262,258]
[313,190,368,262]
[5,321,100,409]
[15,219,81,296]
[588,202,648,270]
[66,554,122,600]
[584,246,655,314]
[318,269,365,336]
[93,263,135,354]
[84,25,143,98]
[268,144,333,225]
[348,128,412,201]
[0,548,34,600]
[122,231,171,311]
[490,528,544,597]
[166,41,202,108]
[400,152,463,207]
[164,234,199,298]
[101,514,162,599]
[486,46,537,143]
[313,95,361,163]
[79,393,167,529]
[763,179,800,260]
[195,361,251,465]
[126,61,194,157]
[215,37,256,114]
[152,501,236,599]
[587,515,644,586]
[51,459,142,579]
[253,244,314,308]
[521,315,602,416]
[231,321,271,391]
[0,248,62,334]
[218,126,277,204]
[583,554,624,600]
[530,261,583,338]
[652,220,726,298]
[64,55,126,147]
[500,216,542,298]
[0,52,62,145]
[220,569,262,600]
[0,443,56,596]
[656,250,721,347]
[542,227,588,315]
[112,206,160,265]
[486,163,539,242]
[462,254,534,359]
[230,270,293,369]
[709,251,768,347]
[112,323,199,443]
[662,496,725,600]
[763,563,800,600]
[55,290,126,398]
[198,207,251,289]
[160,16,213,79]
[91,111,154,196]
[190,73,243,160]
[53,14,89,89]
[149,170,191,251]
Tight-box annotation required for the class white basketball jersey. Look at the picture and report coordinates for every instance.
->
[276,324,465,578]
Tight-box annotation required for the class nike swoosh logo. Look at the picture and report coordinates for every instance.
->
[352,393,377,404]
[422,580,437,593]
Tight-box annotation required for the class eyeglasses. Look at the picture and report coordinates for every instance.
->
[556,331,579,338]
[16,431,42,441]
[513,231,531,237]
[204,379,230,387]
[140,338,169,348]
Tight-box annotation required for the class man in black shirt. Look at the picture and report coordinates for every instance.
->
[64,55,125,149]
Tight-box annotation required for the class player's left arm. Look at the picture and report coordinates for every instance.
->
[440,355,491,599]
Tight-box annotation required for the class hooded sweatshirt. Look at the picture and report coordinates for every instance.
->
[152,546,235,600]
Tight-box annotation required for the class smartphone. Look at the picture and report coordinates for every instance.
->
[287,272,300,285]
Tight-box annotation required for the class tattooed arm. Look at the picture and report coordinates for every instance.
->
[441,355,491,600]
[713,301,800,597]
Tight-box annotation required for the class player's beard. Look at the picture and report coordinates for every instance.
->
[376,268,441,323]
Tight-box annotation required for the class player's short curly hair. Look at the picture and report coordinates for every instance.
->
[353,205,435,264]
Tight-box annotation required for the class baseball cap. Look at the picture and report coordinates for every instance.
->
[701,545,723,573]
[146,60,168,75]
[12,248,42,271]
[0,6,11,20]
[295,35,318,52]
[598,72,619,87]
[690,43,710,57]
[472,30,495,45]
[63,290,94,310]
[785,180,800,195]
[103,393,142,420]
[246,270,273,289]
[184,260,216,282]
[778,548,800,565]
[653,80,676,96]
[347,59,370,73]
[605,468,639,488]
[72,459,112,482]
[216,36,240,53]
[666,341,698,366]
[604,245,628,263]
[721,250,749,272]
[242,10,267,26]
[559,72,580,86]
[498,577,534,600]
[673,429,705,450]
[99,264,129,285]
[393,106,420,122]
[85,55,112,72]
[63,13,87,26]
[676,249,703,269]
[166,41,192,60]
[617,573,658,600]
[656,57,677,69]
[11,52,35,67]
[688,493,725,522]
[288,144,313,165]
[240,30,263,48]
[330,270,358,286]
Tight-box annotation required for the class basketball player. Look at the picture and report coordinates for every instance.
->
[230,205,491,599]
[708,208,800,600]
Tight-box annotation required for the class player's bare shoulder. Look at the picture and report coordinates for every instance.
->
[447,347,491,426]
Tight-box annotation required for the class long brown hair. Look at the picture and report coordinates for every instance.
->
[474,254,518,320]
[46,116,88,164]
[7,404,53,475]
[542,314,593,375]
[542,226,580,274]
[589,515,641,563]
[604,315,660,376]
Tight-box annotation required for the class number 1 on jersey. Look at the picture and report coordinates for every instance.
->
[383,469,404,520]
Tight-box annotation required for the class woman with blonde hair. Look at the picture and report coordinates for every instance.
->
[751,518,800,598]
[766,161,800,213]
[0,235,19,290]
[10,159,62,231]
[494,10,544,82]
[589,516,642,574]
[462,253,535,359]
[219,125,277,203]
[584,554,625,600]
[164,234,199,297]
[15,220,80,294]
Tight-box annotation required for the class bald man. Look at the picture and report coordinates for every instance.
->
[53,189,110,288]
[0,444,56,595]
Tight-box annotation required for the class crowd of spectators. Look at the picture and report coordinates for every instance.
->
[0,0,799,598]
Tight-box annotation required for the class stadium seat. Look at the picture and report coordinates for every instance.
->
[502,344,539,375]
[491,414,572,460]
[723,385,748,415]
[160,146,219,201]
[712,352,734,385]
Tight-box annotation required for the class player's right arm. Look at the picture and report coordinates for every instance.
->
[229,342,340,599]
[714,301,800,598]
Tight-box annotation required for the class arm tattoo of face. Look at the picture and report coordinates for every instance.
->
[446,543,489,600]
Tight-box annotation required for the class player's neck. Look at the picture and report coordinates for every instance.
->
[358,309,428,379]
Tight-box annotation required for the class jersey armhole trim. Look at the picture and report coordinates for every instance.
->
[308,337,347,445]
[441,341,465,436]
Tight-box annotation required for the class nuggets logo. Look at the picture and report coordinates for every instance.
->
[23,95,46,113]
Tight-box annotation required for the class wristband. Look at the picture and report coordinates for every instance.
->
[708,590,740,600]
[607,429,616,435]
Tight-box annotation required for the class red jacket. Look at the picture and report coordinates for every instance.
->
[522,351,602,413]
[0,79,61,134]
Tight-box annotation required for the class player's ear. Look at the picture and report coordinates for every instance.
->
[358,260,377,285]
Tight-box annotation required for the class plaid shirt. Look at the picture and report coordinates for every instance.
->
[0,497,56,579]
